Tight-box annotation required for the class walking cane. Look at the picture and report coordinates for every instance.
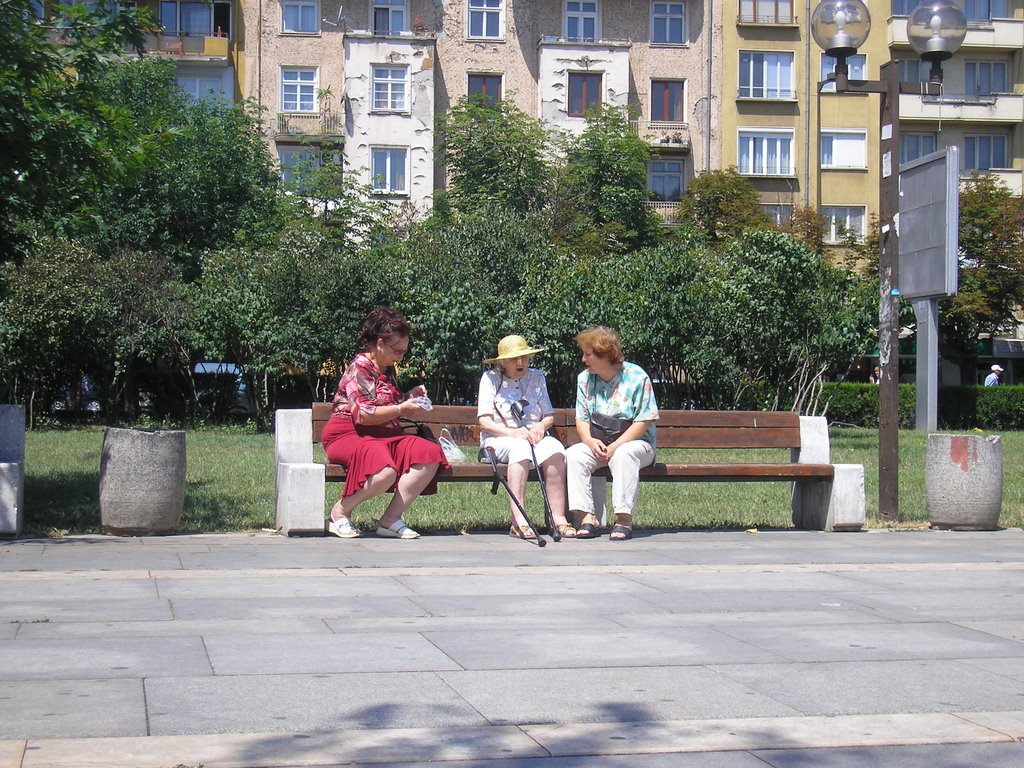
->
[509,400,561,542]
[482,446,545,547]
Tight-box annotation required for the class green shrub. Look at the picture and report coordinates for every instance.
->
[821,382,1024,430]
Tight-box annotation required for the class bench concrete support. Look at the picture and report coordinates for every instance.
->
[0,405,25,537]
[791,416,865,531]
[275,409,326,536]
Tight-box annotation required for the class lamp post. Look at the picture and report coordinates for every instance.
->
[810,0,966,521]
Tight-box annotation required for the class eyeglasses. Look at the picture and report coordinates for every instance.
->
[385,340,409,357]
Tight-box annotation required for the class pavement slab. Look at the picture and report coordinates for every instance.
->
[1,529,1023,767]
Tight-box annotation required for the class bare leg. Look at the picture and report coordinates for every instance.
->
[505,460,532,530]
[331,466,398,522]
[380,462,439,528]
[542,454,573,530]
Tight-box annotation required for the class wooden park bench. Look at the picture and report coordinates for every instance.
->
[273,404,864,535]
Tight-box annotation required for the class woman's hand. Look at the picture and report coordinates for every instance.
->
[527,424,546,445]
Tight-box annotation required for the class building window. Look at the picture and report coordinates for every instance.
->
[372,66,407,111]
[468,73,502,101]
[566,0,598,42]
[820,130,866,169]
[281,68,317,112]
[965,61,1008,96]
[178,75,225,101]
[160,0,231,36]
[468,0,502,38]
[651,2,685,43]
[31,0,44,19]
[761,204,793,224]
[738,51,794,99]
[282,0,317,32]
[739,0,793,24]
[964,135,1008,171]
[738,130,794,175]
[899,59,930,83]
[821,53,865,92]
[648,159,685,201]
[901,133,937,164]
[278,146,318,184]
[373,0,406,34]
[960,0,1008,23]
[568,72,602,116]
[651,80,685,122]
[371,147,408,193]
[822,206,866,242]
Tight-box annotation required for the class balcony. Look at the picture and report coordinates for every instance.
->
[889,15,1023,50]
[737,11,798,25]
[142,33,230,59]
[275,111,344,139]
[647,200,682,225]
[962,168,1023,195]
[900,93,1024,124]
[630,121,691,150]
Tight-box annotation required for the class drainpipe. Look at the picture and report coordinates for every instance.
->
[257,0,263,112]
[705,0,713,171]
[803,0,811,206]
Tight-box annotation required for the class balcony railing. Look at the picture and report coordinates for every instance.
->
[889,15,1023,49]
[276,111,344,138]
[141,32,230,57]
[900,93,1023,123]
[737,11,797,24]
[630,120,691,150]
[647,200,682,225]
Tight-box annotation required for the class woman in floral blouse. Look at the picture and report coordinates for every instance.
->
[568,326,659,541]
[321,307,447,539]
[477,335,576,539]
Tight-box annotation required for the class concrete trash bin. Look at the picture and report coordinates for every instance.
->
[100,428,186,535]
[925,433,1002,531]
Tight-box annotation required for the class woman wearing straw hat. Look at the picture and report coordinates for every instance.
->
[478,335,577,539]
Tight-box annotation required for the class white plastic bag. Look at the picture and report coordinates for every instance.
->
[438,428,468,464]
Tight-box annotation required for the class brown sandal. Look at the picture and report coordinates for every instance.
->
[509,524,537,540]
[555,523,577,538]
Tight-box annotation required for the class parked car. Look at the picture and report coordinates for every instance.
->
[193,362,254,419]
[51,376,102,414]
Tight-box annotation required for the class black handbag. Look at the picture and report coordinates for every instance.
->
[400,417,435,441]
[588,412,633,444]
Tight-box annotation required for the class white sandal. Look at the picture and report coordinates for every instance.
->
[327,517,361,538]
[376,519,420,539]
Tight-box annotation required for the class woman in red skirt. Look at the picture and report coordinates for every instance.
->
[321,308,447,539]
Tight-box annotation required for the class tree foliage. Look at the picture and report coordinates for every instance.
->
[0,0,152,261]
[941,174,1024,381]
[438,96,550,215]
[676,167,772,242]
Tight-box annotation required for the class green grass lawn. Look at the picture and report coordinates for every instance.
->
[21,426,1023,536]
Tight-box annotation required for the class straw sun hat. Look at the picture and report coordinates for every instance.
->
[483,335,546,364]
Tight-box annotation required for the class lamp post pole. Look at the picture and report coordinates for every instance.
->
[812,0,966,521]
[877,60,902,521]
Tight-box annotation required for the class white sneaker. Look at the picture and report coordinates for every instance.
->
[376,519,420,539]
[327,517,361,538]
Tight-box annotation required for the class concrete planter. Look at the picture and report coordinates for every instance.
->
[100,428,185,535]
[925,433,1002,531]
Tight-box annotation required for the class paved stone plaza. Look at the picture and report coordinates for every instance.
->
[1,528,1023,767]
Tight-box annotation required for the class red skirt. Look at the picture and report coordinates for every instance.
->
[321,417,449,499]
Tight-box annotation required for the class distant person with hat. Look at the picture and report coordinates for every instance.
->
[478,335,576,539]
[985,364,1004,386]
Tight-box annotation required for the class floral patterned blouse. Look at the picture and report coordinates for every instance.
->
[331,353,405,426]
[477,368,554,445]
[575,361,659,447]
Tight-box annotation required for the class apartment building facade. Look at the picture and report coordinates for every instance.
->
[719,0,1023,244]
[155,0,723,215]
